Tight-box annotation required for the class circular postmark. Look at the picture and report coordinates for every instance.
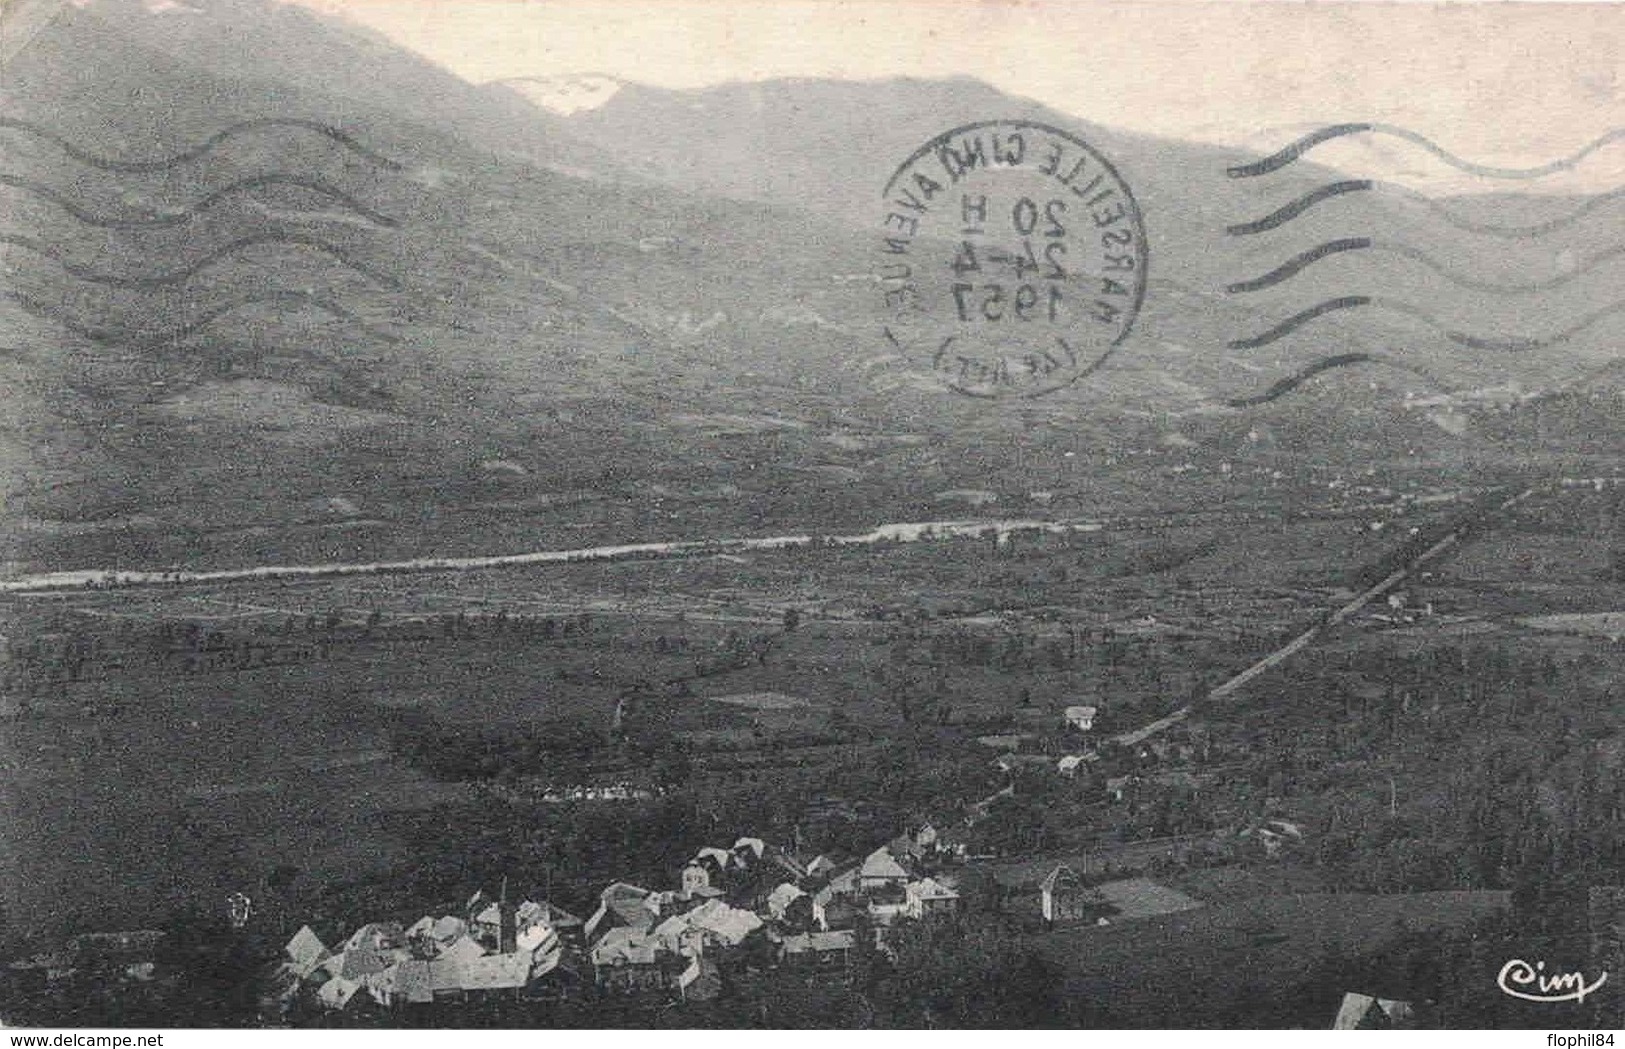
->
[877,120,1148,398]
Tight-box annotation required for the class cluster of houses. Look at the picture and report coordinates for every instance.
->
[267,828,965,1015]
[980,702,1102,777]
[986,707,1214,790]
[263,894,576,1015]
[487,781,661,804]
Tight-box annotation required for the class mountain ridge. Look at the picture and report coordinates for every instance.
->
[2,0,1620,576]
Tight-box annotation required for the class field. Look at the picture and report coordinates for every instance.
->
[1518,611,1625,639]
[1092,877,1205,920]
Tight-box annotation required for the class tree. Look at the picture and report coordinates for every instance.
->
[879,915,1065,1027]
[653,743,694,791]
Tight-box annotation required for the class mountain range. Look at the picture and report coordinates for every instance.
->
[1,0,1620,575]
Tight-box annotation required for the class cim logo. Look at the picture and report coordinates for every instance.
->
[1498,959,1609,1004]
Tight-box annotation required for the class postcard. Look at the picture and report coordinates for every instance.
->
[0,0,1621,1033]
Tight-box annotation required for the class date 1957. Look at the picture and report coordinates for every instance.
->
[876,119,1146,398]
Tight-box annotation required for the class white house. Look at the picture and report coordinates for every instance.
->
[1064,705,1098,731]
[906,877,960,918]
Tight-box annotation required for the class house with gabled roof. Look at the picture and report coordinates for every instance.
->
[528,937,564,981]
[315,952,347,982]
[1332,992,1419,1029]
[652,899,763,955]
[589,927,668,994]
[675,953,722,1001]
[810,859,860,897]
[679,861,725,902]
[859,846,910,892]
[1038,864,1098,926]
[766,882,809,921]
[1065,705,1098,731]
[868,871,959,931]
[583,881,659,942]
[804,854,840,879]
[360,962,398,1007]
[906,877,960,919]
[343,922,404,954]
[284,925,328,979]
[431,915,467,945]
[517,899,582,941]
[590,926,661,968]
[688,900,763,948]
[317,974,362,1011]
[1241,817,1305,858]
[693,846,734,876]
[461,952,535,997]
[515,917,559,957]
[339,943,398,982]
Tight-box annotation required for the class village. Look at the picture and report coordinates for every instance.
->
[7,682,1334,1028]
[2,819,1129,1023]
[256,828,982,1018]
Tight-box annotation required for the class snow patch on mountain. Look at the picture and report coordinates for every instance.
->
[501,74,623,115]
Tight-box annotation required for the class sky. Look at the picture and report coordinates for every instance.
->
[284,0,1623,171]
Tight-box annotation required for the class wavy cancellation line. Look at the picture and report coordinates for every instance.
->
[2,289,401,349]
[1227,181,1625,238]
[0,172,398,229]
[1227,296,1625,351]
[1221,352,1453,408]
[1226,239,1625,295]
[0,232,402,290]
[1228,123,1625,180]
[0,117,402,173]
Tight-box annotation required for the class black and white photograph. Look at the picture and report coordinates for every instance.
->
[0,0,1622,1034]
